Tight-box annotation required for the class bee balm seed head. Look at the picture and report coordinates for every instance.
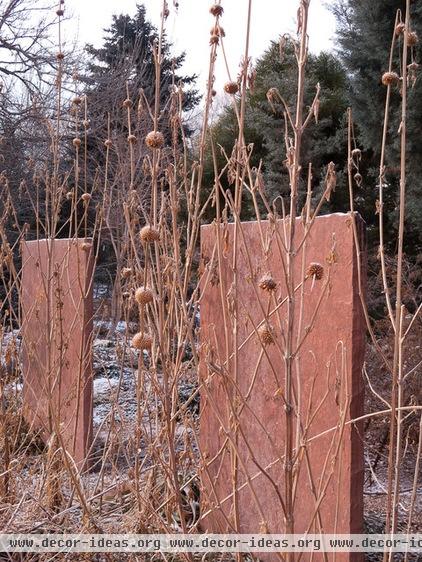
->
[135,287,153,305]
[306,262,324,280]
[132,332,153,350]
[140,225,160,243]
[145,131,165,149]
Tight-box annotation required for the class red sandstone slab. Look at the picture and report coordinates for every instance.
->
[21,239,94,468]
[199,214,366,561]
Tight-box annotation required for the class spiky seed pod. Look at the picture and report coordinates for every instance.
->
[145,131,165,149]
[72,137,81,148]
[56,52,64,60]
[210,25,225,37]
[140,225,160,243]
[132,332,153,350]
[258,274,277,292]
[127,134,137,144]
[407,31,419,46]
[72,96,82,106]
[307,262,324,280]
[104,139,112,148]
[210,34,220,45]
[352,148,361,159]
[395,22,405,36]
[123,98,132,109]
[135,287,154,305]
[258,324,275,346]
[381,71,400,86]
[56,8,64,16]
[224,81,239,95]
[81,192,91,203]
[210,4,224,17]
[121,267,132,278]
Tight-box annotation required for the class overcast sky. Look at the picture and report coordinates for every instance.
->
[64,0,336,92]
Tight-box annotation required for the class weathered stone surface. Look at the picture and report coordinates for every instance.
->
[21,239,94,468]
[199,214,366,561]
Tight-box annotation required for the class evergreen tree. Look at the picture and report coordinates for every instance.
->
[332,0,422,248]
[83,4,199,146]
[203,42,350,220]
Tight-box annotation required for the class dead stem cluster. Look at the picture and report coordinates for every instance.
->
[0,1,419,562]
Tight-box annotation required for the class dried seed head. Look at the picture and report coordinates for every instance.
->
[132,331,153,350]
[395,22,405,36]
[123,98,132,109]
[83,119,90,128]
[81,192,91,203]
[354,172,363,187]
[56,52,64,60]
[306,262,324,280]
[140,225,160,243]
[65,191,73,200]
[56,8,64,16]
[210,4,223,17]
[209,34,220,45]
[104,139,112,148]
[258,274,277,292]
[407,31,419,46]
[72,96,82,106]
[121,267,132,278]
[211,89,217,97]
[382,71,400,86]
[81,242,92,251]
[352,148,361,159]
[210,25,225,37]
[72,137,81,148]
[145,131,165,149]
[162,7,170,18]
[408,62,420,72]
[127,134,137,144]
[224,81,239,95]
[258,324,275,346]
[135,287,154,305]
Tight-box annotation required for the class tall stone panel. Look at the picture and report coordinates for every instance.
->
[21,239,94,468]
[199,214,366,561]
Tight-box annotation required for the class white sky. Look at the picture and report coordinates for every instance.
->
[64,0,336,92]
